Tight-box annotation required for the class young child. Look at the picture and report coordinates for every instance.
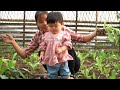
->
[39,12,73,79]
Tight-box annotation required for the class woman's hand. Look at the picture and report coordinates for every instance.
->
[96,29,107,36]
[1,34,16,44]
[56,46,68,54]
[56,47,63,54]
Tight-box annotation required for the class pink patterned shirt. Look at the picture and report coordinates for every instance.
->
[24,26,84,57]
[39,30,73,66]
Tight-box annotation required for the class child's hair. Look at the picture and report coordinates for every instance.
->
[47,12,63,24]
[35,11,48,22]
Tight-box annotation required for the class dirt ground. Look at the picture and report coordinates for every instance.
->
[15,58,120,79]
[15,60,47,79]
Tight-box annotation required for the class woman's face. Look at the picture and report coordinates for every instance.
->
[36,14,49,32]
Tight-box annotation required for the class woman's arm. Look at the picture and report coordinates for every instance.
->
[2,34,26,58]
[63,26,106,43]
[82,29,106,43]
[82,30,96,43]
[2,32,41,59]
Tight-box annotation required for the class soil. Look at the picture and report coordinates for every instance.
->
[15,60,47,79]
[15,58,120,79]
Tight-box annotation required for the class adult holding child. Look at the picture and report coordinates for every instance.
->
[2,11,106,79]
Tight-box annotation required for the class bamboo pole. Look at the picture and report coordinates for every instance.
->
[95,11,98,49]
[75,11,78,33]
[23,11,25,47]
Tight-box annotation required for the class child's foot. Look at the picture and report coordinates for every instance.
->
[68,76,74,79]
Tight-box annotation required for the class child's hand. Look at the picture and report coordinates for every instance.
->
[39,54,44,62]
[1,34,15,44]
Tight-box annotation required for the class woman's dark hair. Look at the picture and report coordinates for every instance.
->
[47,12,63,24]
[35,11,48,22]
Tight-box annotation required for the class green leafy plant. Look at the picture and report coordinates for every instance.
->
[109,69,117,79]
[104,22,120,45]
[103,67,111,78]
[92,72,96,79]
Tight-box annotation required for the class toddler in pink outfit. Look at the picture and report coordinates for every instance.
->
[39,12,73,79]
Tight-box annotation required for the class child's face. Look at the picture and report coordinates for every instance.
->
[36,14,49,32]
[48,22,64,34]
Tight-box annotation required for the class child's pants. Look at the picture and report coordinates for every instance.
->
[46,61,71,79]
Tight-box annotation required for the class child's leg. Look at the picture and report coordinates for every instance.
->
[59,61,72,79]
[46,64,61,79]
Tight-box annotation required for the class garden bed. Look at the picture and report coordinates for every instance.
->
[0,49,120,79]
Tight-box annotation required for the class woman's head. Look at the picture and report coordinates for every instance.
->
[35,11,49,32]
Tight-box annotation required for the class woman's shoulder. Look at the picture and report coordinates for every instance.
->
[44,31,50,35]
[35,31,43,35]
[42,32,51,38]
[62,28,70,34]
[62,26,74,33]
[31,31,43,39]
[62,26,69,30]
[62,30,71,39]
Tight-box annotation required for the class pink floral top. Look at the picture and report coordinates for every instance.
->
[24,26,84,57]
[39,30,73,66]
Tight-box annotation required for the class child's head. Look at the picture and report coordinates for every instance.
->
[35,11,49,32]
[47,12,64,34]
